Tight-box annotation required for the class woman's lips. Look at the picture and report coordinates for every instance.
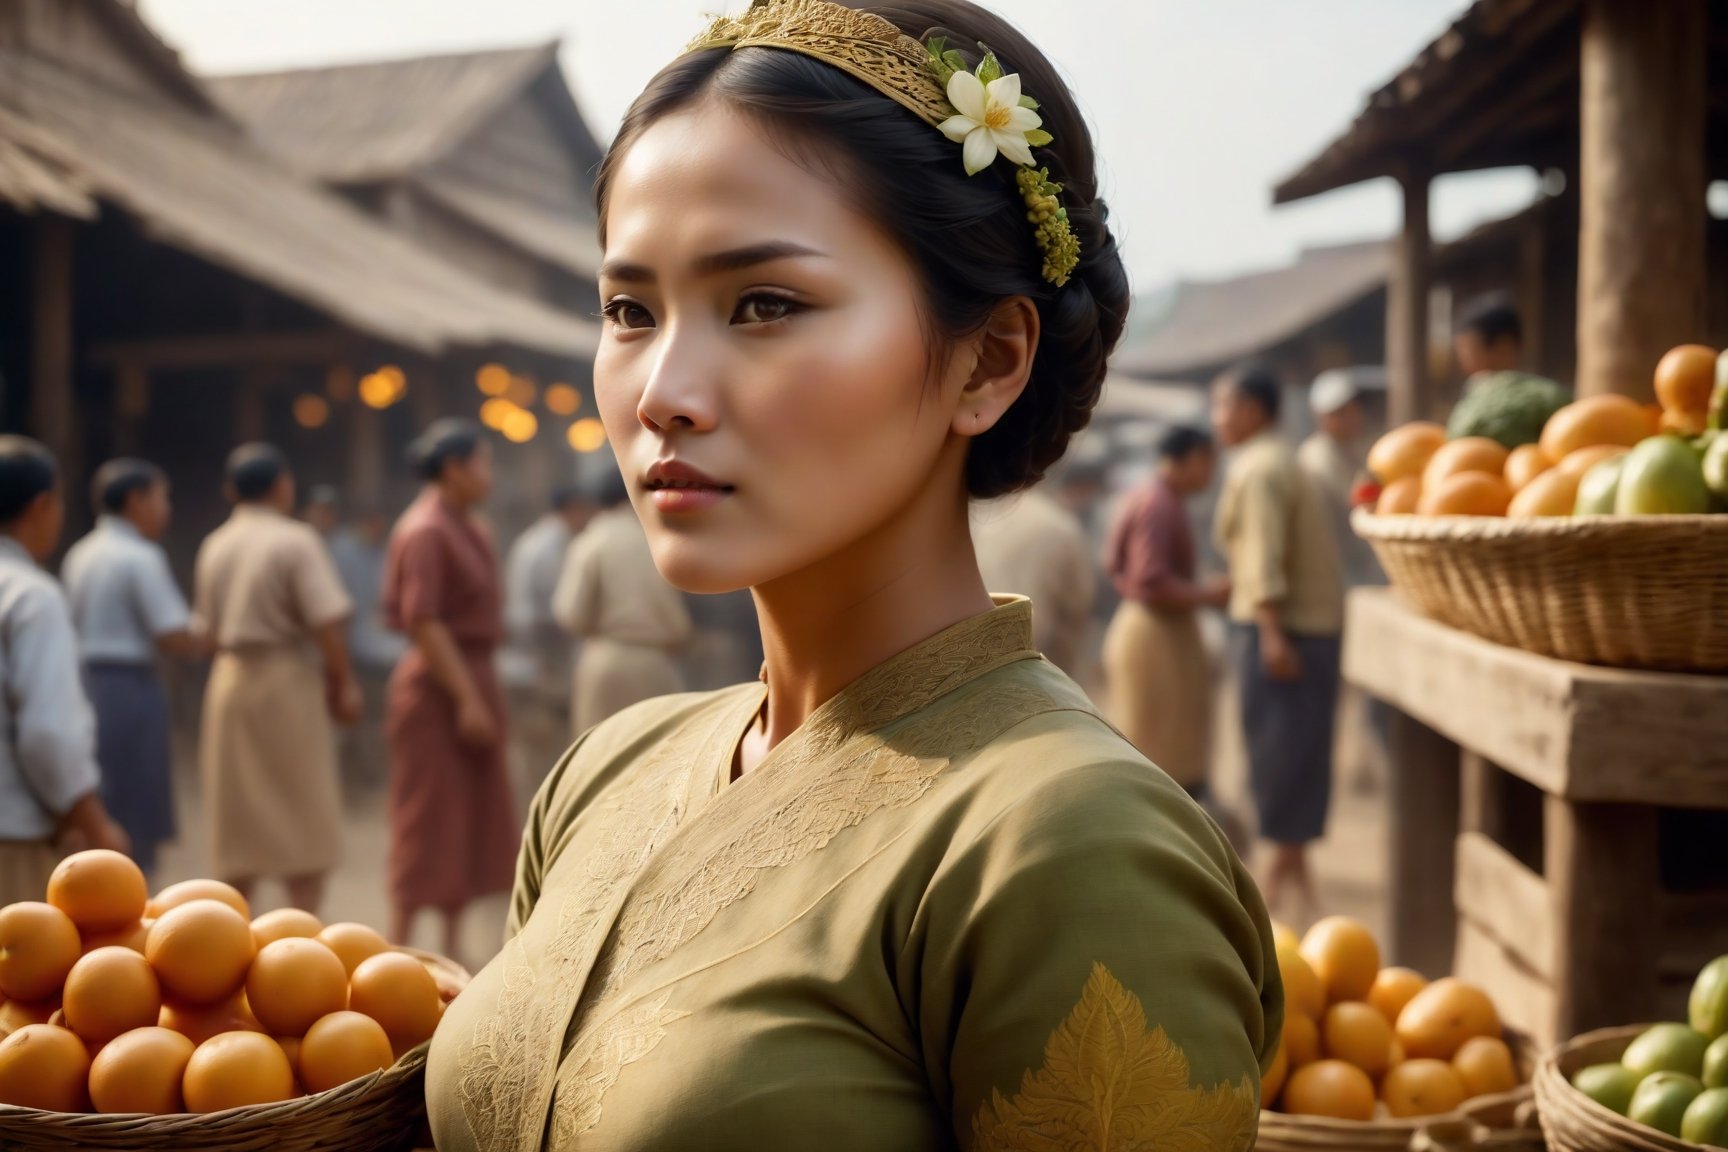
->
[644,459,732,514]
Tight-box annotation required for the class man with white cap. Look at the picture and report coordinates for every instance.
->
[1298,371,1380,590]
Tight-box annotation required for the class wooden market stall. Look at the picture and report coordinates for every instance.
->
[1275,0,1728,1048]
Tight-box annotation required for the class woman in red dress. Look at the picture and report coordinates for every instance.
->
[382,418,518,962]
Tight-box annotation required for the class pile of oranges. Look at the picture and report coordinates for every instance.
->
[1264,915,1520,1122]
[0,850,455,1115]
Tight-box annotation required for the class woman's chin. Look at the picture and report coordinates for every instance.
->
[651,550,760,597]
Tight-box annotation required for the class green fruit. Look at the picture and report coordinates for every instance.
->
[1573,1062,1644,1115]
[1575,454,1627,514]
[1615,435,1712,515]
[1706,1034,1728,1090]
[1625,1023,1711,1080]
[1695,958,1728,1042]
[1704,434,1728,503]
[1630,1071,1706,1137]
[1685,1087,1728,1147]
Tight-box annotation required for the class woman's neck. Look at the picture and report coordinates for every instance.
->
[429,482,468,513]
[740,490,993,771]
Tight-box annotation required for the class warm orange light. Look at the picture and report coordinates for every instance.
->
[359,369,405,410]
[479,397,517,431]
[567,417,607,453]
[476,363,510,396]
[325,366,356,402]
[501,408,539,443]
[506,375,538,409]
[545,383,581,416]
[293,394,330,429]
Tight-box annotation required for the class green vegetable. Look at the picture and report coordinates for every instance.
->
[1446,371,1573,449]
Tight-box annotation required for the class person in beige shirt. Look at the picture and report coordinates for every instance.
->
[194,444,357,914]
[971,482,1096,677]
[553,473,693,734]
[1212,364,1345,923]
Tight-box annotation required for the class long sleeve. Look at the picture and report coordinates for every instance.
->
[907,758,1279,1152]
[133,547,192,637]
[1229,464,1292,611]
[291,537,354,631]
[4,585,100,817]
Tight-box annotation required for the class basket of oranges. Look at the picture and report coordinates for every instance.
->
[1256,916,1545,1152]
[0,850,468,1151]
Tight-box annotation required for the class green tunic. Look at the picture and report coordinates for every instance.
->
[425,597,1281,1151]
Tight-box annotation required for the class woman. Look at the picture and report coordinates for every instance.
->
[426,3,1281,1149]
[383,419,518,963]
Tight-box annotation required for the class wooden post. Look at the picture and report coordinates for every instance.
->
[1518,210,1547,374]
[1546,799,1660,1036]
[1386,168,1432,425]
[30,216,76,465]
[1385,710,1460,978]
[1576,0,1706,399]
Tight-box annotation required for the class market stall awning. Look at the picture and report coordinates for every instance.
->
[0,48,599,357]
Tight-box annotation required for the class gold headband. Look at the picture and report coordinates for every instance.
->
[686,0,1082,287]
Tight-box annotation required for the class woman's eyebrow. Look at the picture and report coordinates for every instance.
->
[599,241,828,284]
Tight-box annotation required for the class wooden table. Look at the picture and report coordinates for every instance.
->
[1343,588,1728,1047]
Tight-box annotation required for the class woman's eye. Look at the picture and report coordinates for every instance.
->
[733,294,800,325]
[601,299,655,331]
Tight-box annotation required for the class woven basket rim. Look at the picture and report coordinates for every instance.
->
[1354,509,1728,544]
[1534,1023,1707,1152]
[0,945,469,1131]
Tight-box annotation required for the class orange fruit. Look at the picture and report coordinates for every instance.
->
[151,879,250,920]
[1417,471,1512,517]
[159,994,262,1045]
[182,1031,297,1113]
[1382,1058,1469,1118]
[146,901,256,1006]
[1507,467,1580,517]
[300,1010,395,1093]
[1262,1041,1289,1109]
[1322,1001,1395,1077]
[81,919,150,956]
[1368,422,1447,485]
[1540,394,1654,461]
[251,908,324,950]
[1375,476,1421,515]
[63,946,161,1046]
[1452,1035,1518,1097]
[1395,978,1500,1061]
[0,996,60,1036]
[1389,1038,1407,1069]
[0,902,81,1002]
[88,1026,194,1114]
[1367,967,1429,1026]
[1283,1059,1377,1121]
[48,851,148,935]
[348,952,441,1054]
[1662,406,1710,436]
[0,1024,89,1111]
[1270,920,1302,955]
[1284,1012,1321,1067]
[317,923,390,977]
[1503,443,1552,491]
[246,939,348,1037]
[1300,916,1382,1005]
[277,1035,303,1085]
[1555,443,1631,481]
[1423,437,1511,490]
[1654,344,1717,416]
[1275,941,1325,1020]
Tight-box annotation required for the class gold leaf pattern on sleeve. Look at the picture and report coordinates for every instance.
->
[970,964,1258,1152]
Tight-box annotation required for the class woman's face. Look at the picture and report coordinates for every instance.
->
[594,100,978,595]
[449,440,494,505]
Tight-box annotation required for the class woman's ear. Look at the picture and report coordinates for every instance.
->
[952,296,1039,438]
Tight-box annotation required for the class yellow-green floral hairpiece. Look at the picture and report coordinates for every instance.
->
[686,0,1080,288]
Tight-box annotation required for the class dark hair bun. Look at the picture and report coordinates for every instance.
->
[599,0,1129,498]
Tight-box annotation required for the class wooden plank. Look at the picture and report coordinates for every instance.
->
[1459,752,1498,840]
[1455,831,1554,980]
[1385,709,1459,979]
[86,329,356,372]
[1455,918,1559,1050]
[1547,797,1660,1038]
[1345,590,1728,806]
[1576,0,1707,398]
[1386,168,1433,425]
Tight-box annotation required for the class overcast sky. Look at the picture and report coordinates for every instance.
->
[140,0,1536,300]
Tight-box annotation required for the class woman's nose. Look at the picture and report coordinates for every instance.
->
[637,323,721,434]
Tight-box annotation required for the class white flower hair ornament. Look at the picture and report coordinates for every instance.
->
[926,41,1079,286]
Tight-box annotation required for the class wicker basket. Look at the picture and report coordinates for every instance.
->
[1534,1024,1709,1152]
[0,947,469,1152]
[1353,511,1728,672]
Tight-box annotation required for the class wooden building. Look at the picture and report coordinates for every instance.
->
[0,0,599,569]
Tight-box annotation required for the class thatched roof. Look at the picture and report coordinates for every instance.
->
[0,34,597,356]
[207,44,590,185]
[417,174,601,277]
[1113,240,1390,379]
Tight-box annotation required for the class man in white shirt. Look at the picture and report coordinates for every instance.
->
[0,437,127,903]
[63,459,206,878]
